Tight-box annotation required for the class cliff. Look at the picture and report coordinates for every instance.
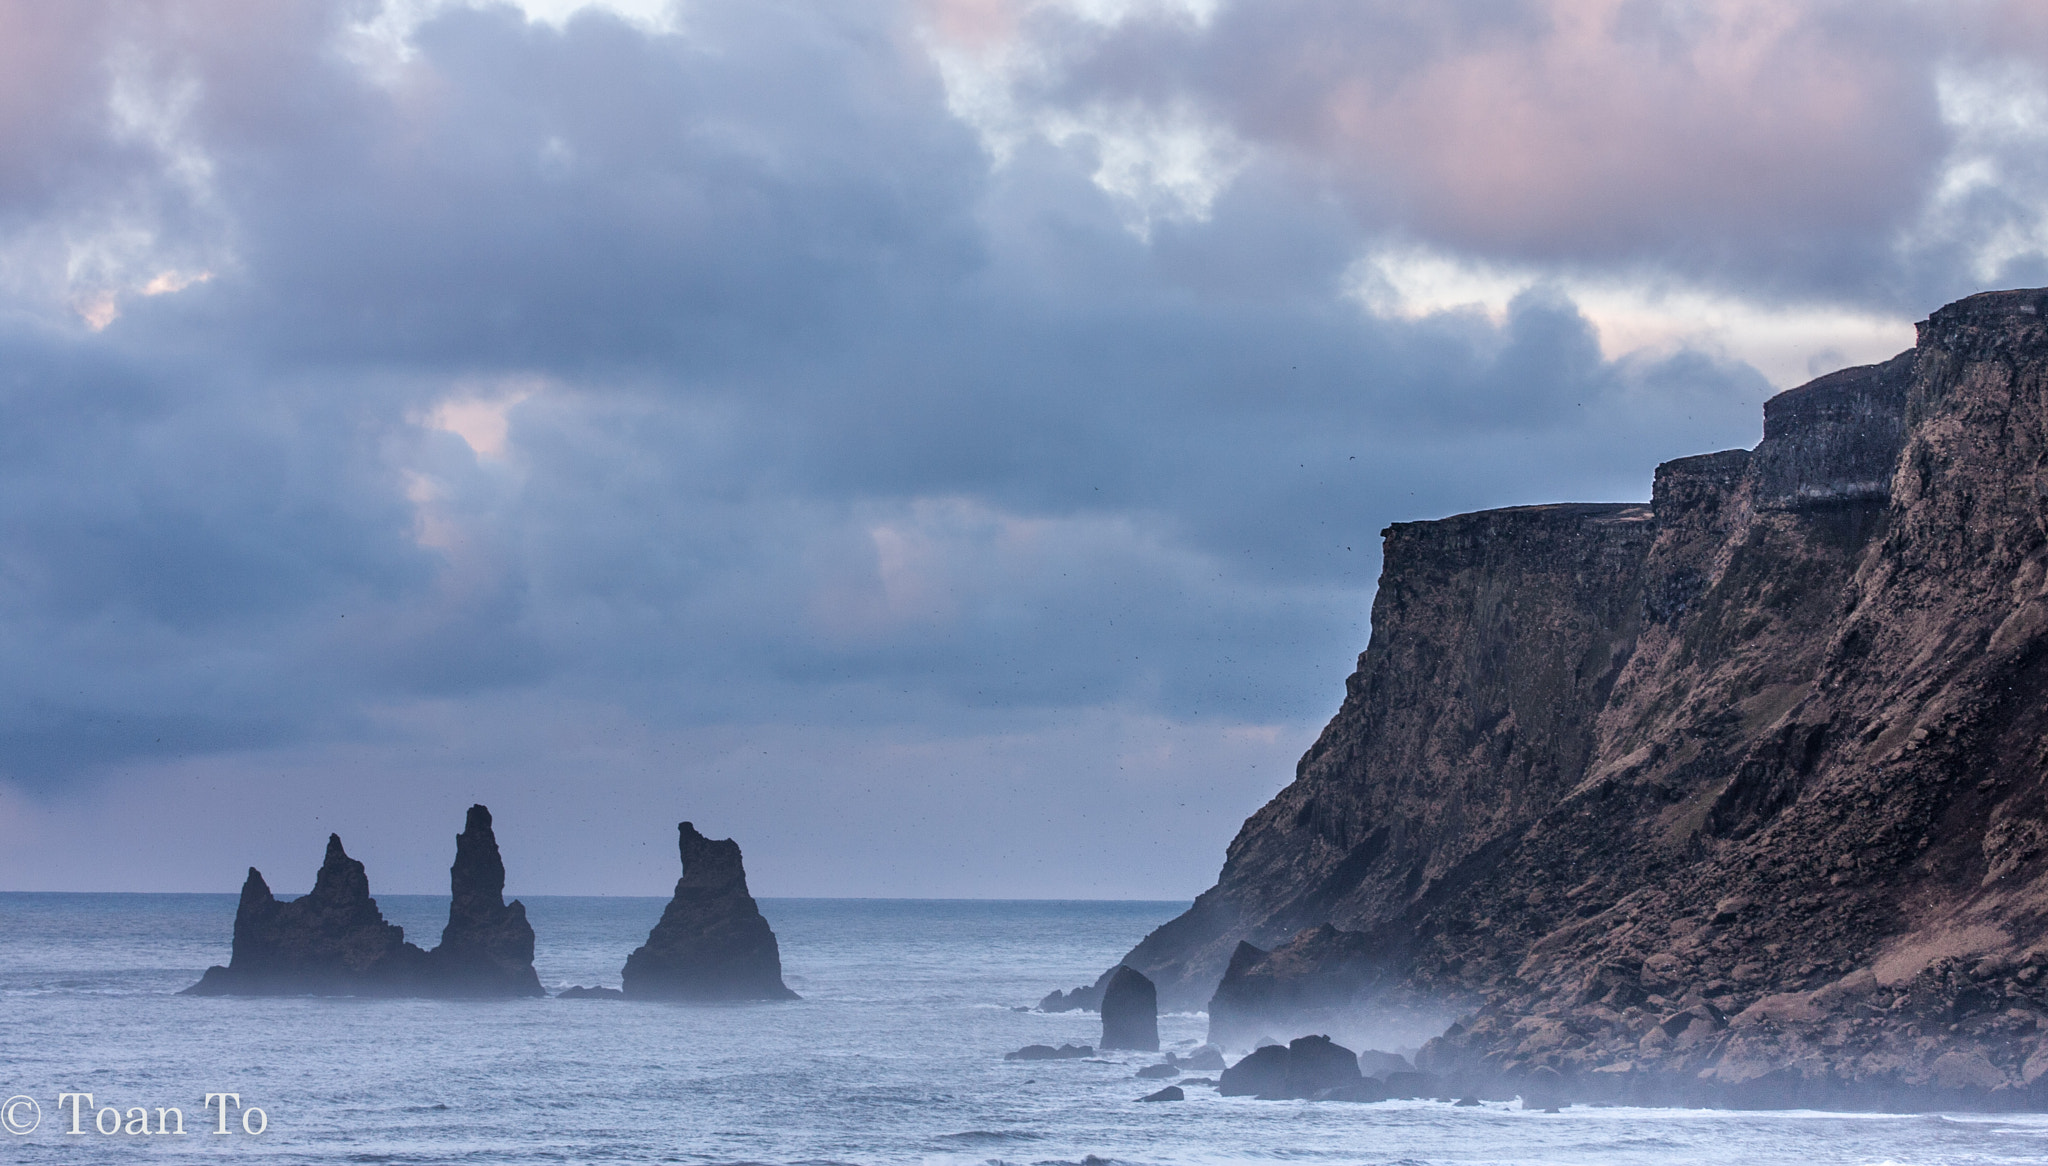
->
[622,822,799,1001]
[1118,288,2048,1109]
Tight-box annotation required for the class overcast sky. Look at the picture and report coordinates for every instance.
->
[1,0,2041,897]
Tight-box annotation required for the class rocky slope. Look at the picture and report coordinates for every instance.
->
[622,822,798,1001]
[1116,289,2048,1109]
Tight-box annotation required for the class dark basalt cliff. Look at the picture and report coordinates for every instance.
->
[622,822,798,1001]
[186,805,543,997]
[1119,289,2048,1109]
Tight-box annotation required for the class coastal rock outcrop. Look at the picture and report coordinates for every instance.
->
[184,835,427,996]
[424,805,544,997]
[1100,965,1159,1051]
[1101,288,2048,1110]
[185,805,544,998]
[621,822,798,1001]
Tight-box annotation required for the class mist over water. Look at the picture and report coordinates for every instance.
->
[1,894,2044,1165]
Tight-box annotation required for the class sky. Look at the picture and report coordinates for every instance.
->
[2,0,2045,898]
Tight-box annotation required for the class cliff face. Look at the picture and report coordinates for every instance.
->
[1122,289,2048,1108]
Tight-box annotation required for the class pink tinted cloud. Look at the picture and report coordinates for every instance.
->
[1063,0,1957,267]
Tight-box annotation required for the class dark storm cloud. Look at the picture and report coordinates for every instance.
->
[0,0,2000,894]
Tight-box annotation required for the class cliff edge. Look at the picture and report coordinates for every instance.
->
[1118,288,2048,1110]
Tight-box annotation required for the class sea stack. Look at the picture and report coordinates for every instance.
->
[184,835,426,995]
[424,805,544,997]
[621,822,798,1001]
[1099,964,1158,1051]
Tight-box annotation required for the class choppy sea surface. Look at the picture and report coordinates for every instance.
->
[1,894,2045,1165]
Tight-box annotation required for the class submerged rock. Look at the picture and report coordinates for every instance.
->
[1174,1045,1227,1071]
[556,985,625,999]
[1140,1086,1185,1102]
[424,805,544,998]
[1136,1063,1180,1079]
[183,835,426,996]
[1004,1043,1093,1061]
[1100,965,1159,1052]
[621,822,798,1002]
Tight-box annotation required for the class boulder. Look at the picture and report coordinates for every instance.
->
[423,805,544,997]
[1136,1063,1181,1079]
[182,834,428,996]
[1283,1035,1364,1099]
[1380,1071,1442,1100]
[1100,965,1159,1051]
[621,822,798,1001]
[1176,1045,1227,1071]
[1140,1086,1185,1102]
[1218,1045,1291,1097]
[1356,1049,1413,1079]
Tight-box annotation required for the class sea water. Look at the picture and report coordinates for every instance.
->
[1,894,2044,1165]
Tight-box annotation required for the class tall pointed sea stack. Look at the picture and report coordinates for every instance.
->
[622,822,798,1001]
[184,835,427,995]
[425,804,545,997]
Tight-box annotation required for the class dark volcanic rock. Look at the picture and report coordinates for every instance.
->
[183,835,427,996]
[1176,1045,1228,1071]
[1109,288,2048,1110]
[1140,1085,1185,1102]
[424,805,544,997]
[556,985,625,998]
[1217,1045,1290,1098]
[1283,1035,1364,1099]
[1005,1043,1093,1061]
[1039,966,1116,1012]
[1356,1049,1413,1079]
[1136,1063,1181,1079]
[1100,965,1160,1051]
[621,822,798,1002]
[1316,1079,1390,1103]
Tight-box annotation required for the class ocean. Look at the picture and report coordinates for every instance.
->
[0,893,2043,1165]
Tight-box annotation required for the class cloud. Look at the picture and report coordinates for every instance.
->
[0,0,2025,894]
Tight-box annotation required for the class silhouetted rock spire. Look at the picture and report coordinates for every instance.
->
[425,804,544,997]
[621,822,798,1001]
[185,806,543,998]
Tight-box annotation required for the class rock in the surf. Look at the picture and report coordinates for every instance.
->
[622,822,799,1001]
[424,804,544,997]
[182,834,427,996]
[1100,965,1159,1051]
